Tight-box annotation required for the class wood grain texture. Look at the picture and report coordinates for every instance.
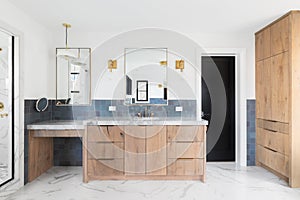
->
[256,127,289,155]
[88,125,124,142]
[271,16,289,56]
[256,119,289,134]
[124,126,146,175]
[271,52,289,123]
[84,125,206,182]
[83,127,88,183]
[255,27,271,61]
[289,11,300,188]
[256,145,289,177]
[255,11,299,187]
[87,142,124,159]
[255,60,264,119]
[32,130,83,137]
[256,59,272,120]
[146,126,167,175]
[28,131,53,182]
[167,159,204,176]
[167,126,204,142]
[87,159,124,176]
[168,142,204,159]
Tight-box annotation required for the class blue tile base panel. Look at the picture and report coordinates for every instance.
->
[247,99,256,166]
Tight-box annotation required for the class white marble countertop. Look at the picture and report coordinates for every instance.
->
[27,118,208,130]
[27,120,85,130]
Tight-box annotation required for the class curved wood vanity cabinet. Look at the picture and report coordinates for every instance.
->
[83,125,207,182]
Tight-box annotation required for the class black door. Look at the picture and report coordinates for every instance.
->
[202,56,235,161]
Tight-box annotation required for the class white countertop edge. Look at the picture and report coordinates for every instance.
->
[27,119,208,130]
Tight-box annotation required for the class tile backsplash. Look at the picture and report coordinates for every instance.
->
[24,99,197,184]
[49,99,197,120]
[247,99,256,166]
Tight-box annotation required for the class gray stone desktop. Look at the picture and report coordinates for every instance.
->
[247,99,256,166]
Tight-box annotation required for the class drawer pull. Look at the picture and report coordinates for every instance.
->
[264,146,277,153]
[264,128,277,133]
[97,158,114,161]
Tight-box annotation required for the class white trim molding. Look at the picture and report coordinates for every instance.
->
[201,48,247,167]
[0,20,24,195]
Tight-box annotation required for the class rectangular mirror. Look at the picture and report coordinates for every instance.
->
[56,48,91,105]
[124,48,168,105]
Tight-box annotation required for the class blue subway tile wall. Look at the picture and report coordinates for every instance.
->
[53,138,82,166]
[247,99,256,166]
[24,98,197,184]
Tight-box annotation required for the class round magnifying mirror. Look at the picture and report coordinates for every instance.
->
[36,97,48,112]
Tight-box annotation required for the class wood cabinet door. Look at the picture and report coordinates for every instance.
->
[256,58,272,120]
[271,52,289,123]
[256,60,264,119]
[271,16,289,56]
[146,126,167,175]
[256,27,271,61]
[124,126,146,175]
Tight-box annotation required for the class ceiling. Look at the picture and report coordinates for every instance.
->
[8,0,300,34]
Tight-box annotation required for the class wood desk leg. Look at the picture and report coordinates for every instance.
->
[82,126,88,183]
[28,131,53,182]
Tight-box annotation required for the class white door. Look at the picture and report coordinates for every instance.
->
[0,29,14,186]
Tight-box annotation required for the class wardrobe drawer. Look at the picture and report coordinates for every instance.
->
[168,142,204,159]
[256,119,289,134]
[257,145,289,177]
[167,159,204,176]
[257,128,289,155]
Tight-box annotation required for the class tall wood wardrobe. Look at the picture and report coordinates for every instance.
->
[255,10,300,188]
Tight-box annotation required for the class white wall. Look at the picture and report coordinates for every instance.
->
[0,0,53,99]
[51,30,255,99]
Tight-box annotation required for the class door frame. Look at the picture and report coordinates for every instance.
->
[0,29,15,187]
[0,20,24,192]
[201,48,247,167]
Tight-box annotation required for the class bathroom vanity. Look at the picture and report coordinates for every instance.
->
[27,119,208,183]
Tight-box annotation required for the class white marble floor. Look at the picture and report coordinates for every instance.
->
[1,163,300,200]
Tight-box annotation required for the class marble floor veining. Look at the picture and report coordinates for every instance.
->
[2,163,300,200]
[0,165,8,184]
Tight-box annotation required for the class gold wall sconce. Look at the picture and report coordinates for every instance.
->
[176,60,184,72]
[0,102,4,111]
[108,59,117,72]
[160,61,167,66]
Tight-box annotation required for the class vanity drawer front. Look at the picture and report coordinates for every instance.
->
[257,145,289,177]
[88,142,124,159]
[167,158,204,176]
[88,126,124,142]
[256,127,289,155]
[168,142,204,159]
[88,159,124,176]
[167,126,204,142]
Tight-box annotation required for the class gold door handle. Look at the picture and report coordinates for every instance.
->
[0,113,8,118]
